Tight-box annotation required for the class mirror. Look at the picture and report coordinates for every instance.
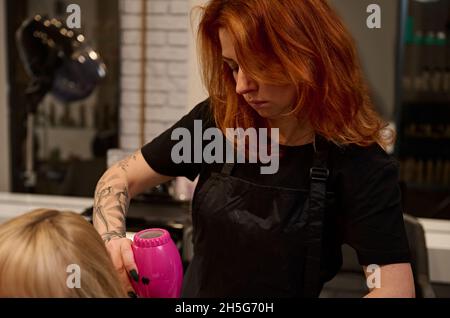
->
[6,0,120,197]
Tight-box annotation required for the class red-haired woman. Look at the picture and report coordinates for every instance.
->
[93,0,415,298]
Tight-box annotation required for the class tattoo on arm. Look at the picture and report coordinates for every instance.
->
[102,231,126,243]
[110,210,126,228]
[106,174,121,182]
[93,158,134,242]
[93,184,111,231]
[94,205,109,232]
[116,188,129,215]
[118,152,138,172]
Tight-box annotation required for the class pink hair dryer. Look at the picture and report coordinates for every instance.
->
[131,229,183,298]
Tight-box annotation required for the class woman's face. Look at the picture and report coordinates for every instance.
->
[219,29,298,120]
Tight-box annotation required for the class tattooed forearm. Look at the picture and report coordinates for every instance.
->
[116,188,129,214]
[118,152,138,172]
[94,205,109,232]
[110,210,126,227]
[93,155,135,242]
[102,231,126,243]
[94,182,129,241]
[106,174,121,182]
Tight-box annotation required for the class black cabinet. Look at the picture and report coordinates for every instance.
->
[396,0,450,218]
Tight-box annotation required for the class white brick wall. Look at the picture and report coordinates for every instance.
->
[119,0,190,152]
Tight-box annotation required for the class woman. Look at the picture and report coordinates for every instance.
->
[0,209,126,297]
[94,0,415,297]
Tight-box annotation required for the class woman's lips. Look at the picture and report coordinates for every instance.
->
[248,100,268,108]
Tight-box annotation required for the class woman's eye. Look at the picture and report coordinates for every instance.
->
[232,67,241,76]
[228,64,239,73]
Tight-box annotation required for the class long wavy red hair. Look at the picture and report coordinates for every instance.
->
[194,0,393,149]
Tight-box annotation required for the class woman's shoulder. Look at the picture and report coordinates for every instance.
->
[329,142,398,177]
[187,98,214,124]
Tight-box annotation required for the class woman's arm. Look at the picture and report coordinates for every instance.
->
[363,263,415,298]
[93,150,174,242]
[93,150,174,294]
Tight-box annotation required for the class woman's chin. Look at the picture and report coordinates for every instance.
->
[255,109,283,120]
[249,104,287,120]
[253,108,274,118]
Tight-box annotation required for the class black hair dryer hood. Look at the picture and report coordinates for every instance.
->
[16,15,106,103]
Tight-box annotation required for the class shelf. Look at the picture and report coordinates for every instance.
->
[403,182,450,193]
[400,102,450,123]
[402,100,450,106]
[398,138,450,158]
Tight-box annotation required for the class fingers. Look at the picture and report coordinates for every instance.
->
[121,239,139,284]
[107,239,136,296]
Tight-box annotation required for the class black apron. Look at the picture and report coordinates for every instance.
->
[182,135,331,298]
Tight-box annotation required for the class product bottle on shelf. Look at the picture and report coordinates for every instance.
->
[412,30,424,99]
[430,66,440,94]
[422,66,431,93]
[444,161,450,186]
[403,158,412,184]
[446,38,450,96]
[435,31,448,97]
[403,16,415,98]
[426,160,434,185]
[444,67,450,94]
[446,18,450,96]
[436,160,443,186]
[423,31,436,99]
[417,159,424,185]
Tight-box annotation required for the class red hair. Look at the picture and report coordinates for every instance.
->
[194,0,393,149]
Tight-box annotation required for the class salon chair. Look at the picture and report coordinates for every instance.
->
[403,213,436,298]
[319,244,368,298]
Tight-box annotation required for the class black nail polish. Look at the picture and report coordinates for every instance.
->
[130,269,139,282]
[128,291,137,298]
[142,277,150,285]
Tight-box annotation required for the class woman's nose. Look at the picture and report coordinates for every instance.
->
[235,69,258,95]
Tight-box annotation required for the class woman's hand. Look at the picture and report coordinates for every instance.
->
[93,150,174,297]
[106,237,139,297]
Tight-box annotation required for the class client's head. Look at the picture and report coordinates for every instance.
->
[0,209,126,297]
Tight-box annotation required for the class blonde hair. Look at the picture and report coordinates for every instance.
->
[0,209,126,298]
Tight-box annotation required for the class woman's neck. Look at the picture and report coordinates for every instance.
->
[268,116,314,146]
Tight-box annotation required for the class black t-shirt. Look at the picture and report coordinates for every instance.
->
[141,99,411,279]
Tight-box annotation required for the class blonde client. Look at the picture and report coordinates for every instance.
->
[0,209,126,297]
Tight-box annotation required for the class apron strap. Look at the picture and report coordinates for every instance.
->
[303,134,330,298]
